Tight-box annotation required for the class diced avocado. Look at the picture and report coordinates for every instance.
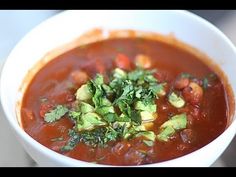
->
[135,101,156,113]
[123,125,147,139]
[133,125,146,131]
[156,86,166,97]
[113,68,127,79]
[117,113,131,122]
[149,83,166,97]
[140,111,157,123]
[161,113,187,130]
[80,102,95,114]
[76,84,92,101]
[157,113,187,142]
[143,140,154,147]
[100,97,112,106]
[157,126,175,142]
[135,131,156,141]
[102,84,113,95]
[168,92,185,108]
[112,121,131,129]
[77,112,106,131]
[103,113,117,123]
[96,106,115,116]
[135,88,142,98]
[94,74,104,85]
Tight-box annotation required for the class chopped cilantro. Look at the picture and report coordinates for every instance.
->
[68,111,81,120]
[52,67,168,150]
[51,137,64,142]
[44,105,68,123]
[61,129,80,151]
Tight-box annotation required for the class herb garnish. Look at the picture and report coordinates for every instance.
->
[42,67,189,151]
[44,105,68,123]
[51,137,64,142]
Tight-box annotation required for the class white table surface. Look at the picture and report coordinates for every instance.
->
[0,10,236,167]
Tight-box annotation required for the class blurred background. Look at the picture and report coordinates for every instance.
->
[0,10,235,167]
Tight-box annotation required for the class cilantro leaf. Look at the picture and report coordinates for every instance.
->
[44,105,68,123]
[68,111,81,120]
[51,137,64,142]
[61,129,80,151]
[130,110,142,125]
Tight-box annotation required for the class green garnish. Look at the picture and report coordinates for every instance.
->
[51,137,64,142]
[61,129,80,151]
[68,111,81,120]
[62,127,119,150]
[202,78,209,89]
[135,131,156,141]
[168,92,185,108]
[143,140,154,147]
[140,111,156,123]
[44,105,68,123]
[135,101,156,113]
[157,113,187,142]
[75,84,92,101]
[77,113,107,131]
[113,68,127,79]
[56,67,167,150]
[157,126,175,142]
[80,102,95,114]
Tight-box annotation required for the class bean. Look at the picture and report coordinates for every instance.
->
[70,70,89,85]
[135,54,152,69]
[174,77,189,90]
[180,129,196,144]
[183,82,203,105]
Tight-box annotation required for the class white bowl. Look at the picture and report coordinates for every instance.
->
[1,10,236,167]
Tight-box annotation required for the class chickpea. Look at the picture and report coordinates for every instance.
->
[70,70,89,85]
[135,54,152,69]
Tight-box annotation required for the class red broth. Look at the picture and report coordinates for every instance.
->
[20,38,229,165]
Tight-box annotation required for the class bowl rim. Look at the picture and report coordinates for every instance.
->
[1,10,236,167]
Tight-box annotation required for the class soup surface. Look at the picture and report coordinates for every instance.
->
[20,38,228,165]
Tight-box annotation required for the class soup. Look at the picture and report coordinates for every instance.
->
[20,37,229,165]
